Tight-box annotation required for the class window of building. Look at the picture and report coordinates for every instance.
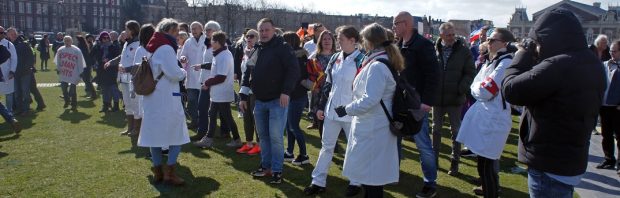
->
[8,1,15,13]
[93,6,98,16]
[100,7,104,16]
[18,16,25,29]
[18,1,24,13]
[36,17,42,30]
[26,16,33,29]
[82,6,86,15]
[26,2,32,14]
[94,18,98,29]
[41,4,47,14]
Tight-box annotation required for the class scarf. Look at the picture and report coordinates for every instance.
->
[146,32,178,53]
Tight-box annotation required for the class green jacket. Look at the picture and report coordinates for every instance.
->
[435,38,475,106]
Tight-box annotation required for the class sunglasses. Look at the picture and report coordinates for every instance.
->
[246,34,256,39]
[488,38,503,43]
[0,32,5,35]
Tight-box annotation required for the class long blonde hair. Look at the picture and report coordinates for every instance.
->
[360,23,404,71]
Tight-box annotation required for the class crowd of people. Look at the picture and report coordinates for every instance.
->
[0,7,618,198]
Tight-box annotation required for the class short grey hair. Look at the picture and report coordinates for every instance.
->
[178,31,189,40]
[439,22,455,34]
[205,20,221,31]
[156,18,179,33]
[190,21,203,30]
[63,35,73,43]
[594,34,609,47]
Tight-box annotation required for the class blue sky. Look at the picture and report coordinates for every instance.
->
[187,0,620,27]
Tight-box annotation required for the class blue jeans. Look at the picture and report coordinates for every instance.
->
[255,98,288,173]
[399,113,437,187]
[5,93,14,112]
[0,102,15,123]
[15,74,32,112]
[186,89,200,123]
[286,96,308,156]
[150,145,182,166]
[528,168,574,198]
[101,84,120,104]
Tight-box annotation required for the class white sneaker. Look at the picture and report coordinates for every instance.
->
[194,137,214,148]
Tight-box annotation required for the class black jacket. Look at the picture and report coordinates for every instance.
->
[91,42,121,85]
[291,48,309,99]
[232,41,244,81]
[435,39,475,106]
[502,8,607,176]
[13,37,35,77]
[398,30,440,106]
[240,36,300,102]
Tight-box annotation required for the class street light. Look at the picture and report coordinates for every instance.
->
[58,0,64,32]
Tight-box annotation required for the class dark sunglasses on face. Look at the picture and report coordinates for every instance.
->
[0,32,5,35]
[246,34,256,39]
[488,38,503,43]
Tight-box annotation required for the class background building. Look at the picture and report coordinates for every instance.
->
[508,0,620,44]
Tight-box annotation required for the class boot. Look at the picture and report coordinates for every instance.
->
[120,115,134,136]
[99,102,110,112]
[111,102,120,112]
[151,165,163,183]
[163,164,185,186]
[129,118,142,137]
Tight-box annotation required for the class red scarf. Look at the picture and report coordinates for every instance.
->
[146,32,177,53]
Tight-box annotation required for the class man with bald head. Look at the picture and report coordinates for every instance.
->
[7,28,36,115]
[393,11,440,198]
[0,26,18,113]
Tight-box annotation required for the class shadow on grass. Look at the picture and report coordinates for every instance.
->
[0,134,20,142]
[150,163,221,197]
[96,111,126,128]
[77,100,96,108]
[117,135,151,159]
[58,109,92,124]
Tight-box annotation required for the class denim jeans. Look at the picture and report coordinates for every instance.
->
[528,168,575,198]
[255,98,288,173]
[101,84,120,104]
[60,82,77,107]
[401,113,437,187]
[5,93,14,112]
[0,102,15,123]
[197,89,230,135]
[186,89,200,124]
[150,145,182,166]
[286,96,308,156]
[15,74,32,112]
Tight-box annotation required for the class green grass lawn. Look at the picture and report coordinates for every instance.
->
[0,55,532,197]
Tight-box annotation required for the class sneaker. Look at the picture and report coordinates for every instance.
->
[237,112,244,118]
[120,130,131,136]
[270,172,282,184]
[226,139,243,148]
[11,119,21,134]
[596,160,616,169]
[63,101,70,108]
[345,185,361,197]
[236,143,253,154]
[193,137,214,148]
[247,145,261,155]
[416,185,437,198]
[304,184,326,195]
[473,186,484,196]
[284,151,295,162]
[460,148,477,157]
[292,155,310,165]
[251,166,272,177]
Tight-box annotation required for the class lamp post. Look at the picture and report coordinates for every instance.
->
[58,0,64,32]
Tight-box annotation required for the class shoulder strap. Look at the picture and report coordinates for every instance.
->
[492,54,512,110]
[380,100,394,122]
[326,52,341,82]
[375,58,398,122]
[353,52,365,69]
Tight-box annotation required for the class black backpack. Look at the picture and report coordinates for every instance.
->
[375,58,425,137]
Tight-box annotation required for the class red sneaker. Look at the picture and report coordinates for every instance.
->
[236,143,252,154]
[247,145,261,155]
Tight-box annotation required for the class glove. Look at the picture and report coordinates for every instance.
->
[335,106,347,117]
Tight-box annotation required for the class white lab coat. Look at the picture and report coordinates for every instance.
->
[130,46,150,119]
[342,52,399,186]
[138,45,189,147]
[456,53,513,160]
[0,39,17,94]
[200,46,214,83]
[180,34,206,89]
[118,40,140,83]
[324,50,362,122]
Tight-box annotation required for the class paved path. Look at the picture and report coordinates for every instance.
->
[575,129,620,198]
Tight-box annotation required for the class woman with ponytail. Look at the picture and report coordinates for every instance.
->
[333,23,403,198]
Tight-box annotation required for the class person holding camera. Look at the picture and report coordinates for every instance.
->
[502,8,607,197]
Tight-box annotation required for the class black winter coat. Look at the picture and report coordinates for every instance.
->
[13,38,35,77]
[398,31,440,106]
[91,42,121,85]
[502,8,607,176]
[435,39,475,106]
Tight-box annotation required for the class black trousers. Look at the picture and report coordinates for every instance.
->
[206,102,240,140]
[362,185,383,198]
[600,106,620,162]
[243,95,259,142]
[477,156,499,198]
